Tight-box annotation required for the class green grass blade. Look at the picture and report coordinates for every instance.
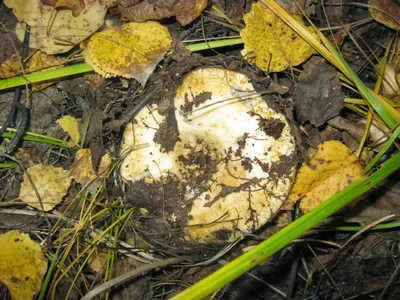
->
[171,152,400,300]
[0,162,16,168]
[1,131,70,148]
[321,221,400,232]
[0,63,94,91]
[185,38,243,52]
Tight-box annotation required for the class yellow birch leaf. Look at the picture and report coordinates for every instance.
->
[83,21,172,85]
[289,140,365,213]
[19,164,72,211]
[0,230,47,300]
[240,2,316,72]
[68,148,112,186]
[56,115,80,146]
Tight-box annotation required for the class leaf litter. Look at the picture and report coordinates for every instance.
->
[0,0,400,299]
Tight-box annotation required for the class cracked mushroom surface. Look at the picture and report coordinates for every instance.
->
[120,68,296,244]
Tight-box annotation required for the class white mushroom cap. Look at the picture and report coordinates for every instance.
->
[120,68,296,243]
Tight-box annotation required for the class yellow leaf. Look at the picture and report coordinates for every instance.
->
[84,21,172,85]
[4,0,106,54]
[289,140,365,213]
[56,115,80,146]
[69,148,112,186]
[240,2,316,72]
[0,230,47,300]
[19,164,72,211]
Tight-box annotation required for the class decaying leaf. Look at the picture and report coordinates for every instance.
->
[289,140,365,213]
[84,21,172,85]
[4,0,107,54]
[381,62,400,100]
[69,148,112,186]
[88,248,108,274]
[293,56,344,127]
[0,51,66,79]
[57,115,80,147]
[0,230,47,300]
[41,0,85,16]
[368,0,400,30]
[240,2,315,72]
[19,164,72,211]
[119,0,207,26]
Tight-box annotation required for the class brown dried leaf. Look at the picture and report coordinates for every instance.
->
[293,57,344,127]
[119,0,207,26]
[368,0,400,30]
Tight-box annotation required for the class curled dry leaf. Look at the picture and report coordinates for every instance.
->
[368,0,400,30]
[0,230,47,300]
[119,0,207,26]
[4,0,107,54]
[19,164,72,211]
[84,21,172,85]
[289,140,365,213]
[120,68,296,243]
[240,2,316,72]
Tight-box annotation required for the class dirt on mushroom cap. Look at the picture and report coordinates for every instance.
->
[120,68,296,244]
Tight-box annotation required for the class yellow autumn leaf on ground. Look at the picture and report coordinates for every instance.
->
[57,115,80,147]
[368,0,400,30]
[19,164,72,211]
[4,0,106,54]
[240,2,315,72]
[69,148,112,186]
[1,51,66,78]
[289,140,365,213]
[0,230,47,300]
[84,21,172,85]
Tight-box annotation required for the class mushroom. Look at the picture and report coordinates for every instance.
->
[120,68,296,243]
